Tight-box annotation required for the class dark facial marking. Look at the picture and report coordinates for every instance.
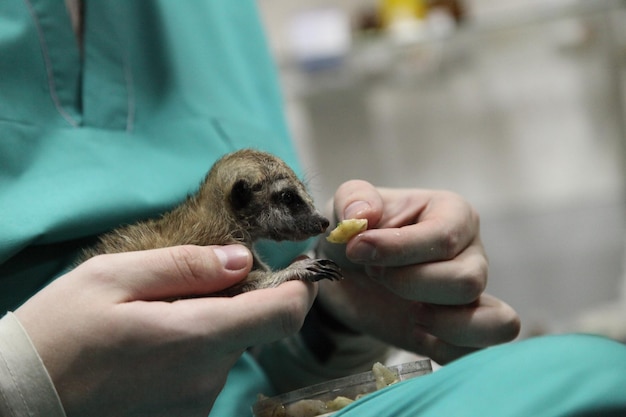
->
[230,179,253,211]
[273,188,306,213]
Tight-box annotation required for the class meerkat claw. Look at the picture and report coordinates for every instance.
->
[305,259,343,282]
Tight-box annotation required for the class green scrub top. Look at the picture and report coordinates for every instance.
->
[3,2,626,417]
[0,1,310,414]
[333,334,626,417]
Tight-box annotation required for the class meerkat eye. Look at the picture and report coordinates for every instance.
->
[281,190,295,204]
[275,189,305,210]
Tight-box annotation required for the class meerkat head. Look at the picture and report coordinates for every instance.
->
[203,149,330,242]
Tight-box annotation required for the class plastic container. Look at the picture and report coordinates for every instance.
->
[252,359,432,417]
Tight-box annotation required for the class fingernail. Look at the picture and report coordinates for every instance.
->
[214,245,250,271]
[344,201,371,220]
[350,241,377,262]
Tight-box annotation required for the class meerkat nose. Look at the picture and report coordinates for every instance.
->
[320,216,330,231]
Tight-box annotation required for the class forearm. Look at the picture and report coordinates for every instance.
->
[0,313,66,417]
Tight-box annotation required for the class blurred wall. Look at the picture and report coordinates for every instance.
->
[257,1,626,339]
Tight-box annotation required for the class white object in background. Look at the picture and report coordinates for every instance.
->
[288,8,352,71]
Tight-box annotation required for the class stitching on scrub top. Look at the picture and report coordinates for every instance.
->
[123,54,135,133]
[23,0,80,128]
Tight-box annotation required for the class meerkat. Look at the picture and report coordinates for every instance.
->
[78,149,341,296]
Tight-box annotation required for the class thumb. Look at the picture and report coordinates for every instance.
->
[330,180,383,226]
[79,245,253,301]
[320,180,383,266]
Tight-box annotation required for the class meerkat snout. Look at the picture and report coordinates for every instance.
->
[227,170,331,242]
[308,212,330,234]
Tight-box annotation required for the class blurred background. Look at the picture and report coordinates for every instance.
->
[256,0,626,340]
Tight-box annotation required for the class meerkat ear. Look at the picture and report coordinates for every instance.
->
[230,179,253,210]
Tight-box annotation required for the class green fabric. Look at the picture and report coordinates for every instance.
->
[213,335,626,416]
[335,334,626,417]
[210,352,275,417]
[0,0,308,311]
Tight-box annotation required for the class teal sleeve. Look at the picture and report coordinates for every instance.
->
[209,353,274,417]
[334,334,626,417]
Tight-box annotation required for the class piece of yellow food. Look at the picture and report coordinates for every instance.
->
[326,219,368,244]
[326,396,354,411]
[372,362,399,390]
[254,362,402,417]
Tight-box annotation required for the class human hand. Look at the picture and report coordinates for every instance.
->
[15,245,317,417]
[317,180,520,364]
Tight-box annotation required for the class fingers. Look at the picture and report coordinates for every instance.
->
[79,244,253,302]
[167,280,318,351]
[223,279,318,346]
[328,183,480,267]
[347,224,471,267]
[323,182,520,362]
[330,180,384,225]
[411,294,521,350]
[335,186,487,305]
[409,324,517,366]
[365,239,488,305]
[346,190,479,266]
[317,277,519,364]
[78,244,316,352]
[410,331,481,365]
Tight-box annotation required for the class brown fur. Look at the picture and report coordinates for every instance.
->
[78,149,341,295]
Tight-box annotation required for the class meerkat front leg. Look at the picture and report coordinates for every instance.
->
[213,258,342,297]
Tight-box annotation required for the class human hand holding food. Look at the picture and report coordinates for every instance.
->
[317,180,520,364]
[15,244,317,417]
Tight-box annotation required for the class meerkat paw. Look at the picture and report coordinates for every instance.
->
[213,259,342,296]
[298,259,343,282]
[291,258,343,283]
[247,258,343,290]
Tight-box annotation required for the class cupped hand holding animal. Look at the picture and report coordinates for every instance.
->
[15,244,317,417]
[317,180,521,365]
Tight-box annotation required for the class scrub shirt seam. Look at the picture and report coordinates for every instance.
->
[23,0,80,128]
[211,119,235,149]
[123,56,135,133]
